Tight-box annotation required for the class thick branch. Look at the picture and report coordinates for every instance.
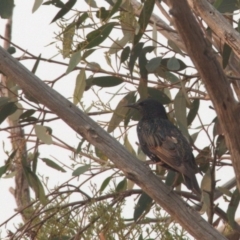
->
[168,0,240,194]
[187,0,240,59]
[0,47,225,239]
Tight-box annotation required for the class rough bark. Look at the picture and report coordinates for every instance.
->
[0,47,226,239]
[168,0,240,193]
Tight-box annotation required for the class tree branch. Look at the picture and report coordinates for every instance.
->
[168,0,240,198]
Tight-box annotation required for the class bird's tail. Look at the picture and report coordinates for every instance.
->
[184,174,201,197]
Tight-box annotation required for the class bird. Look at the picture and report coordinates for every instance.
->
[126,98,201,195]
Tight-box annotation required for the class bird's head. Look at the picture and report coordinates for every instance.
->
[125,98,168,119]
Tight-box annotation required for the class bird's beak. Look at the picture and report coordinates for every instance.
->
[124,103,139,109]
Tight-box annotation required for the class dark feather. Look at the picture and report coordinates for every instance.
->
[127,99,201,195]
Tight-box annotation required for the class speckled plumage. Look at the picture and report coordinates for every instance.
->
[127,99,201,195]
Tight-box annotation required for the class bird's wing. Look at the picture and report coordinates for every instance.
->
[146,123,195,178]
[149,134,193,179]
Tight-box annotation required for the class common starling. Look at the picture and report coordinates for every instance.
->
[126,98,201,195]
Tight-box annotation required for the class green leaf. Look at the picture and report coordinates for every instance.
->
[35,125,53,145]
[124,134,136,156]
[32,0,43,13]
[43,0,64,8]
[108,36,129,55]
[62,22,75,58]
[100,176,112,192]
[139,46,155,78]
[32,152,39,173]
[165,171,179,187]
[96,7,109,21]
[72,164,91,176]
[51,0,77,23]
[92,76,123,88]
[133,0,155,45]
[76,12,89,28]
[189,131,200,144]
[8,102,23,121]
[116,178,127,192]
[95,147,108,161]
[32,54,42,74]
[200,191,211,216]
[0,0,14,18]
[82,49,95,60]
[167,57,181,71]
[19,109,36,119]
[73,69,86,104]
[227,188,240,228]
[84,0,98,8]
[146,57,162,73]
[147,87,171,104]
[66,50,81,73]
[129,42,144,75]
[216,135,228,157]
[0,166,7,178]
[41,158,66,172]
[108,0,122,19]
[187,99,200,126]
[120,46,130,64]
[0,102,18,124]
[201,168,212,192]
[222,43,232,69]
[174,89,188,139]
[19,117,38,123]
[108,91,135,133]
[161,58,187,71]
[23,164,47,205]
[134,193,152,221]
[84,22,116,49]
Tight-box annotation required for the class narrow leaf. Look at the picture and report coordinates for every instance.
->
[133,0,155,45]
[174,89,188,139]
[134,193,152,221]
[73,69,86,104]
[31,54,42,74]
[41,158,66,172]
[92,76,123,88]
[108,91,135,133]
[187,99,200,126]
[32,0,43,13]
[222,43,232,69]
[8,102,23,121]
[227,188,240,228]
[148,87,171,104]
[116,178,127,192]
[51,0,77,23]
[0,102,17,124]
[72,164,90,176]
[120,46,130,64]
[100,176,112,192]
[66,50,81,73]
[19,109,36,119]
[167,57,180,71]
